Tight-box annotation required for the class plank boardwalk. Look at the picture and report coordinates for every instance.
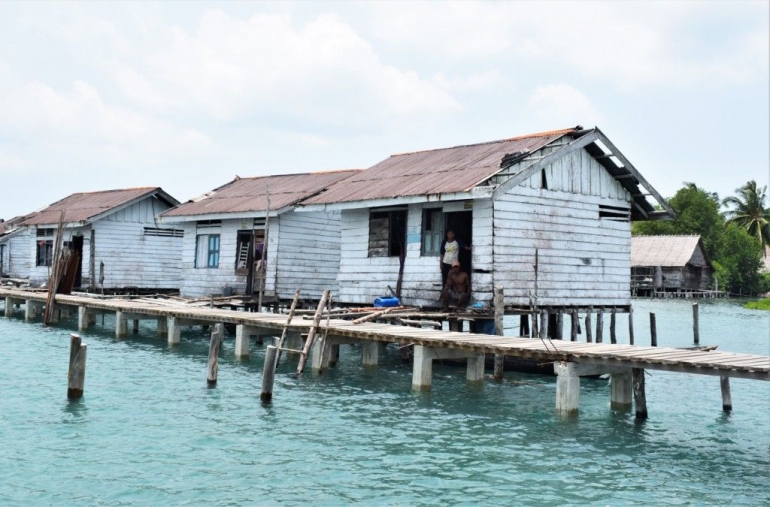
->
[1,288,768,381]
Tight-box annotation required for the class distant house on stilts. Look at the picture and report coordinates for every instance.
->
[631,235,714,296]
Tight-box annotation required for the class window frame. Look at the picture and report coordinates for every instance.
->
[195,233,221,268]
[368,209,407,258]
[421,208,445,257]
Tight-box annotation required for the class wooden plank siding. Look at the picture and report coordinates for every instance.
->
[275,210,342,300]
[0,229,32,279]
[493,147,633,307]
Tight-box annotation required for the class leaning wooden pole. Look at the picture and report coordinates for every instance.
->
[67,333,87,399]
[44,211,65,325]
[275,289,301,366]
[316,293,334,373]
[296,290,330,375]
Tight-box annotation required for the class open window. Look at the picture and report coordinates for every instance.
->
[368,209,406,257]
[195,234,220,268]
[36,228,54,267]
[421,208,445,256]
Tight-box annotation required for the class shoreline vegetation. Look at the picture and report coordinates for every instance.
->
[745,298,770,310]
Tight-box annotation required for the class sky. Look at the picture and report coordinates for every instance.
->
[0,1,768,220]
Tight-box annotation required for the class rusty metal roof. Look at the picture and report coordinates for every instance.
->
[631,235,708,267]
[18,187,177,226]
[304,128,579,205]
[163,170,361,218]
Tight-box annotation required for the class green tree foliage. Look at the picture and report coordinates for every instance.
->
[632,182,724,258]
[713,225,763,295]
[722,180,770,252]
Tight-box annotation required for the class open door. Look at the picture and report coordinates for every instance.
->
[445,211,472,276]
[71,235,84,288]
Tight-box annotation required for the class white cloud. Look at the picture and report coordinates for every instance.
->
[527,84,603,127]
[432,70,506,92]
[115,10,460,124]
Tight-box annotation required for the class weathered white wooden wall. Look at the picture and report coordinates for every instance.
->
[337,201,493,307]
[26,198,182,289]
[178,217,278,298]
[275,210,341,300]
[0,229,32,279]
[493,147,632,307]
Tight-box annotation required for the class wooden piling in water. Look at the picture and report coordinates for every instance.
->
[260,345,278,403]
[650,312,657,347]
[628,306,635,345]
[585,313,593,343]
[595,312,603,343]
[67,334,87,399]
[693,303,699,345]
[207,324,223,385]
[610,311,617,344]
[632,368,647,419]
[720,376,732,412]
[493,286,504,380]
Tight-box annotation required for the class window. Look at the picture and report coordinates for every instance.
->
[421,208,445,256]
[368,209,406,257]
[143,227,184,238]
[195,234,220,268]
[36,228,54,267]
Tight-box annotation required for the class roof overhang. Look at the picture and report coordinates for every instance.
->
[296,186,494,213]
[491,127,675,221]
[158,205,294,224]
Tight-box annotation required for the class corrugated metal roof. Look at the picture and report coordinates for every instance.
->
[163,170,361,217]
[18,187,168,226]
[304,128,578,205]
[631,235,705,267]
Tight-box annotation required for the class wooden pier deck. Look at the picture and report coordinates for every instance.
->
[2,287,768,417]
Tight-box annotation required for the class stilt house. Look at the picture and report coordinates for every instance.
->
[7,187,182,290]
[0,217,29,279]
[631,235,713,295]
[298,126,674,311]
[159,170,360,299]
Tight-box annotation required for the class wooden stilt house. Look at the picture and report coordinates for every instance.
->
[8,187,182,291]
[298,126,674,312]
[159,170,360,299]
[631,235,714,295]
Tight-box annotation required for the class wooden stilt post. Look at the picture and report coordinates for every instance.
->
[632,368,647,419]
[595,312,603,343]
[539,310,547,339]
[555,312,563,340]
[260,345,278,403]
[570,310,578,341]
[132,319,139,335]
[67,334,87,399]
[610,311,617,344]
[585,313,593,343]
[207,324,223,385]
[520,314,530,337]
[628,306,635,345]
[720,376,732,412]
[650,312,657,347]
[493,286,504,380]
[693,303,699,345]
[157,317,168,337]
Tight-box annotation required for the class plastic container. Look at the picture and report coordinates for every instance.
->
[373,296,400,307]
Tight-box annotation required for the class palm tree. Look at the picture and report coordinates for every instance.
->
[723,180,770,254]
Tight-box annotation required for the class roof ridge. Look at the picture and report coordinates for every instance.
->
[391,126,582,157]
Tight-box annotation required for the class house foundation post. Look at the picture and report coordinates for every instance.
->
[466,353,485,382]
[610,371,633,410]
[554,362,580,415]
[412,345,433,391]
[168,317,181,345]
[3,297,12,318]
[362,341,378,366]
[115,311,128,338]
[157,317,168,337]
[78,306,92,331]
[235,325,256,358]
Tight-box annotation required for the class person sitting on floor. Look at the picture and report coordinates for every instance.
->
[441,261,471,310]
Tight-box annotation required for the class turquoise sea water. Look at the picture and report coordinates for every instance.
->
[0,298,768,506]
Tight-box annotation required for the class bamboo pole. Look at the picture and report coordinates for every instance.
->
[296,290,330,374]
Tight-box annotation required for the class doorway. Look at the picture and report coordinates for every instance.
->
[445,211,472,276]
[71,235,84,288]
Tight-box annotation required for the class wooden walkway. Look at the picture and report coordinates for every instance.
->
[2,287,768,417]
[2,288,767,380]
